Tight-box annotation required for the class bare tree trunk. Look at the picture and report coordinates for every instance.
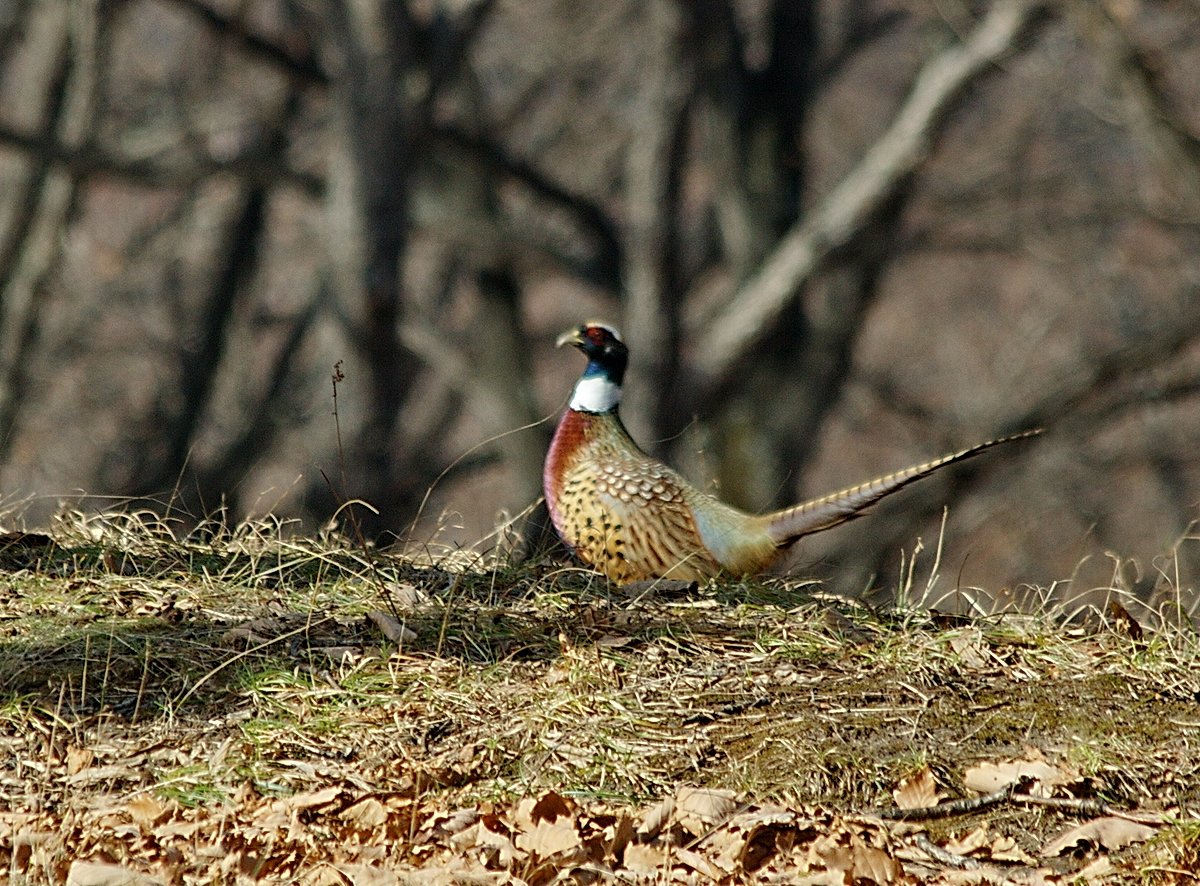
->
[699,0,822,510]
[192,287,326,514]
[126,86,303,506]
[620,0,690,449]
[475,267,546,508]
[0,0,101,465]
[321,0,420,534]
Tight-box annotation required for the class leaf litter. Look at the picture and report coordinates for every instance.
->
[1,515,1199,882]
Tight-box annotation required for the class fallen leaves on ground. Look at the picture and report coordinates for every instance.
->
[3,782,1180,884]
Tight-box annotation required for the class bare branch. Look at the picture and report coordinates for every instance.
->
[127,87,306,499]
[398,320,511,434]
[0,120,324,197]
[130,187,268,499]
[474,267,547,506]
[830,292,1200,594]
[0,21,72,301]
[1016,297,1200,434]
[156,0,328,85]
[431,124,621,289]
[691,0,1049,395]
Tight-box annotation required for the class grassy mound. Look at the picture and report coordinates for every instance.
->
[1,513,1198,883]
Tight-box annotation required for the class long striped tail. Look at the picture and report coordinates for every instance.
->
[763,429,1041,545]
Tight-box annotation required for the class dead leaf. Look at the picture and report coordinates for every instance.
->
[383,582,427,608]
[700,820,744,869]
[449,814,517,868]
[623,841,669,873]
[636,795,674,840]
[674,786,738,837]
[530,790,574,823]
[1106,600,1144,641]
[942,825,991,856]
[126,795,167,830]
[948,630,990,670]
[515,816,584,860]
[340,797,388,829]
[988,834,1037,865]
[323,863,399,886]
[66,860,164,886]
[600,806,638,854]
[963,757,1078,797]
[367,610,417,643]
[812,833,854,877]
[1041,817,1158,856]
[419,808,479,841]
[851,836,902,885]
[66,745,95,775]
[735,810,808,873]
[674,846,727,879]
[893,766,945,810]
[279,786,343,812]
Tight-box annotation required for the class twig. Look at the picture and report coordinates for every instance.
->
[1010,793,1124,819]
[913,834,982,870]
[432,124,621,287]
[869,777,1033,821]
[682,802,754,852]
[321,362,405,624]
[871,777,1148,826]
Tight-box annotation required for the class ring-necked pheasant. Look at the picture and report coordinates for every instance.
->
[543,321,1038,584]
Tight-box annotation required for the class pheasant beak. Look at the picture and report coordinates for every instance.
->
[556,327,586,349]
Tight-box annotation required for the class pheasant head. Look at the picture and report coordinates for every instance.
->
[555,322,627,413]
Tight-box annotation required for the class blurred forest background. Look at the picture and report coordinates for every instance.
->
[1,0,1199,602]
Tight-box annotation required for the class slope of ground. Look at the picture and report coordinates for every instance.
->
[1,516,1198,883]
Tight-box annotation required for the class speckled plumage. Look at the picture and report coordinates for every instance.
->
[544,323,1038,584]
[545,407,777,582]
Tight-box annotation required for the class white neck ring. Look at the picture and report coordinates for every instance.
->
[569,375,621,412]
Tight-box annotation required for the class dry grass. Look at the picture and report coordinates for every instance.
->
[2,511,1199,883]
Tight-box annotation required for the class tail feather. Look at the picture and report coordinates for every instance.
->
[763,429,1041,545]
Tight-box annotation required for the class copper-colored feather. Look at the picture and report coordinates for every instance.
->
[544,323,1038,584]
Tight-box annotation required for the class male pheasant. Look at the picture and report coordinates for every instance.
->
[543,322,1037,584]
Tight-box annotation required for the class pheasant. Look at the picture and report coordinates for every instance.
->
[543,321,1038,584]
